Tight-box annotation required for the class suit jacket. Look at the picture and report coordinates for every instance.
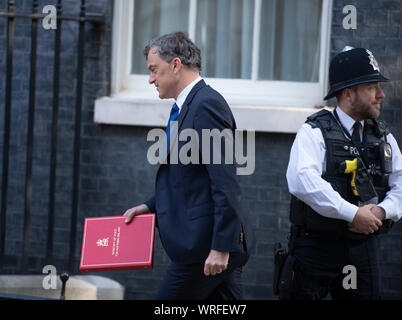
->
[145,80,254,264]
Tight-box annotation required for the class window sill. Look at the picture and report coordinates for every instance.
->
[93,93,324,134]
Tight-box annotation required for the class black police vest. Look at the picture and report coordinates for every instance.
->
[290,109,393,239]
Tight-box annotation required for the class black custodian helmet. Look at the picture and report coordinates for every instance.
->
[324,47,389,100]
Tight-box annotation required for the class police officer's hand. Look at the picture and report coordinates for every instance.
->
[123,204,151,224]
[371,205,386,220]
[348,204,382,234]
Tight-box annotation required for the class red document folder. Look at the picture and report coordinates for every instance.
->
[79,214,155,272]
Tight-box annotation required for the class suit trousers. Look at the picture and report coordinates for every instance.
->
[284,234,381,300]
[155,250,249,300]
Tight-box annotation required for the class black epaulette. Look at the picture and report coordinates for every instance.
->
[367,118,389,138]
[376,119,389,136]
[305,109,332,130]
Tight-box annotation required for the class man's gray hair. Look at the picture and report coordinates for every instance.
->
[144,32,202,72]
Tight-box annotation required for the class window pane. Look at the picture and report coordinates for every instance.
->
[131,0,189,74]
[258,0,322,82]
[195,0,254,79]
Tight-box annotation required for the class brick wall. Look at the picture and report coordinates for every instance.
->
[0,0,401,299]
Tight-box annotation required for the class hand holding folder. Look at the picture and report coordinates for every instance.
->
[123,203,151,224]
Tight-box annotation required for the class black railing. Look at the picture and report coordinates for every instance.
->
[0,0,106,273]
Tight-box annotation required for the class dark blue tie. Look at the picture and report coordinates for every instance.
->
[166,103,180,149]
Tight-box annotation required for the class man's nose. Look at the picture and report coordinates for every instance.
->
[148,74,155,84]
[377,87,385,99]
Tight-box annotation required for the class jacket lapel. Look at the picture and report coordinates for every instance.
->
[161,80,206,163]
[177,79,206,132]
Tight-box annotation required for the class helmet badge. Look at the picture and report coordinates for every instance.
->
[366,49,380,72]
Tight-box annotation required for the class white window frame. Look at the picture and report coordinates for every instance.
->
[95,0,333,133]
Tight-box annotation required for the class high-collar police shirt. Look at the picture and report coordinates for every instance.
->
[286,107,402,223]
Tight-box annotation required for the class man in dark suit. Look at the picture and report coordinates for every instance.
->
[123,32,254,300]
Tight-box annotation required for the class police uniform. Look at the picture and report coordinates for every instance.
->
[283,48,402,300]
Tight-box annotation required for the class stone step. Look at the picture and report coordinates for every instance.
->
[0,275,124,300]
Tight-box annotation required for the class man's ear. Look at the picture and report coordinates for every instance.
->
[342,87,356,103]
[170,57,182,74]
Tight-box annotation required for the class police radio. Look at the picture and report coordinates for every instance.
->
[379,141,392,174]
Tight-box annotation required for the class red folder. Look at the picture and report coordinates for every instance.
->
[79,214,155,272]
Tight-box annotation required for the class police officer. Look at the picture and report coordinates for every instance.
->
[283,47,402,300]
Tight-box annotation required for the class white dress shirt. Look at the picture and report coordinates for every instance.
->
[175,76,203,112]
[286,107,402,222]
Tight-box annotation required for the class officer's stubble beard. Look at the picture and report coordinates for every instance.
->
[349,90,381,121]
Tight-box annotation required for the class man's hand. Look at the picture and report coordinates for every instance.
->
[371,205,386,220]
[204,249,229,276]
[348,204,382,234]
[123,204,151,224]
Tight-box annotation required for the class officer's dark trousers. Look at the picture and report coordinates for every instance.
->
[284,234,381,300]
